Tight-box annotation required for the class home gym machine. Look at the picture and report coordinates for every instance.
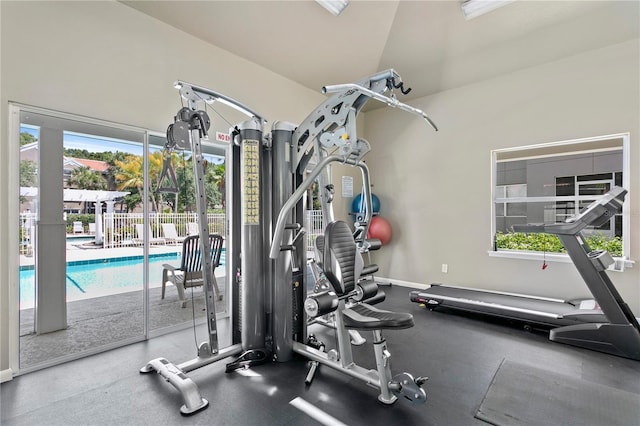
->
[410,187,640,360]
[140,82,265,415]
[141,69,438,414]
[269,69,437,404]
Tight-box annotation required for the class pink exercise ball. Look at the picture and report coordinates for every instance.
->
[367,216,392,246]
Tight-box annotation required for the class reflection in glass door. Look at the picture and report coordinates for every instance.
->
[18,108,146,371]
[147,134,230,336]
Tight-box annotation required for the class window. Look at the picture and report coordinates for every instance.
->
[491,134,630,262]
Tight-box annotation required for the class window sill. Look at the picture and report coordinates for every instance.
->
[487,250,634,272]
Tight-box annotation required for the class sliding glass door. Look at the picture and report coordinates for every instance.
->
[15,105,233,372]
[18,108,146,371]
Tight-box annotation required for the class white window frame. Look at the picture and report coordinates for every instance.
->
[488,133,632,270]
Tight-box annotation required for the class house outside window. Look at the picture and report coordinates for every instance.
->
[492,133,629,261]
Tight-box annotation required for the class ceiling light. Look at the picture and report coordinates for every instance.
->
[461,0,515,20]
[315,0,349,16]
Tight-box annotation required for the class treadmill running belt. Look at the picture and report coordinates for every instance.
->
[413,285,605,327]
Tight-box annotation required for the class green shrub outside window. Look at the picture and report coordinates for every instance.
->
[495,232,622,257]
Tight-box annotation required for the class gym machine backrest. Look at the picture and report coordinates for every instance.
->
[303,220,427,403]
[313,234,384,298]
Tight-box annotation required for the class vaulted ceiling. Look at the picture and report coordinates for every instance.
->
[122,1,639,102]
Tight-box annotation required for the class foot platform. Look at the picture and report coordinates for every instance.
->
[140,358,208,415]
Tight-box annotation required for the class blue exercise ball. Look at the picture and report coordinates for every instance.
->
[351,193,381,214]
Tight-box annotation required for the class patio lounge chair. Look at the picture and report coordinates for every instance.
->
[187,222,199,236]
[161,223,186,244]
[135,224,166,245]
[88,223,96,234]
[161,234,224,307]
[73,221,83,234]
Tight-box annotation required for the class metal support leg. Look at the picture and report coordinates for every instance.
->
[372,330,397,404]
[333,302,354,367]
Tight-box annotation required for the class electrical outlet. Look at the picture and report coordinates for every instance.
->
[442,264,448,273]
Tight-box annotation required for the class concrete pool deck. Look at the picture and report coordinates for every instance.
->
[19,281,228,369]
[18,234,229,370]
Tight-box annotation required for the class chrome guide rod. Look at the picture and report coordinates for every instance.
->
[322,83,438,131]
[269,155,372,259]
[189,128,219,353]
[175,80,265,126]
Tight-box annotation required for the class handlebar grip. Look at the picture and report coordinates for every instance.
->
[365,238,382,251]
[361,264,379,276]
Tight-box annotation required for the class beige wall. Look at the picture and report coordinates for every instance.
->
[0,1,324,378]
[364,39,640,313]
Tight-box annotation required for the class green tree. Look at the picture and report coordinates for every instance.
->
[121,191,142,213]
[114,154,162,212]
[67,166,107,213]
[203,161,222,209]
[19,160,37,203]
[114,155,145,211]
[149,150,165,213]
[20,132,37,146]
[176,160,195,212]
[158,151,187,213]
[67,166,107,190]
[160,157,225,213]
[210,162,226,208]
[105,151,131,191]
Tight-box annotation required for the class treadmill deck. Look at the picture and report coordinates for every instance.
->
[411,284,606,327]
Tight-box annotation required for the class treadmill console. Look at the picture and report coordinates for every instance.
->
[513,187,626,236]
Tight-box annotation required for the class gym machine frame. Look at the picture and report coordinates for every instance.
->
[140,82,267,415]
[270,69,437,404]
[142,69,438,414]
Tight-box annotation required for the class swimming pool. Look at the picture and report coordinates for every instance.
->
[66,236,96,243]
[19,251,226,310]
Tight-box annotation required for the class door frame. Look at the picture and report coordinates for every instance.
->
[9,103,151,375]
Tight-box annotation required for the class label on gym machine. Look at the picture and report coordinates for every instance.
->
[243,139,260,225]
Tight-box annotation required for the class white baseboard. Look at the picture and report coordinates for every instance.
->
[376,277,430,290]
[1,368,14,383]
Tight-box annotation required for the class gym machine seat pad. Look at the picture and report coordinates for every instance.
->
[343,303,414,330]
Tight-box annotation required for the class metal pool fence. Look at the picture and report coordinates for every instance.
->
[20,210,325,252]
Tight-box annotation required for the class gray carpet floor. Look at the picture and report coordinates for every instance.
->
[3,285,640,426]
[476,359,640,426]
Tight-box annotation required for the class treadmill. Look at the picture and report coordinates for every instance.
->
[410,186,640,360]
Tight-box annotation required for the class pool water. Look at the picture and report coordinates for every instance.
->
[19,251,226,310]
[66,236,96,243]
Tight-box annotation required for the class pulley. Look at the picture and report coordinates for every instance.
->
[167,121,190,150]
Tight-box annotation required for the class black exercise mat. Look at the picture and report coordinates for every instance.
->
[476,359,640,426]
